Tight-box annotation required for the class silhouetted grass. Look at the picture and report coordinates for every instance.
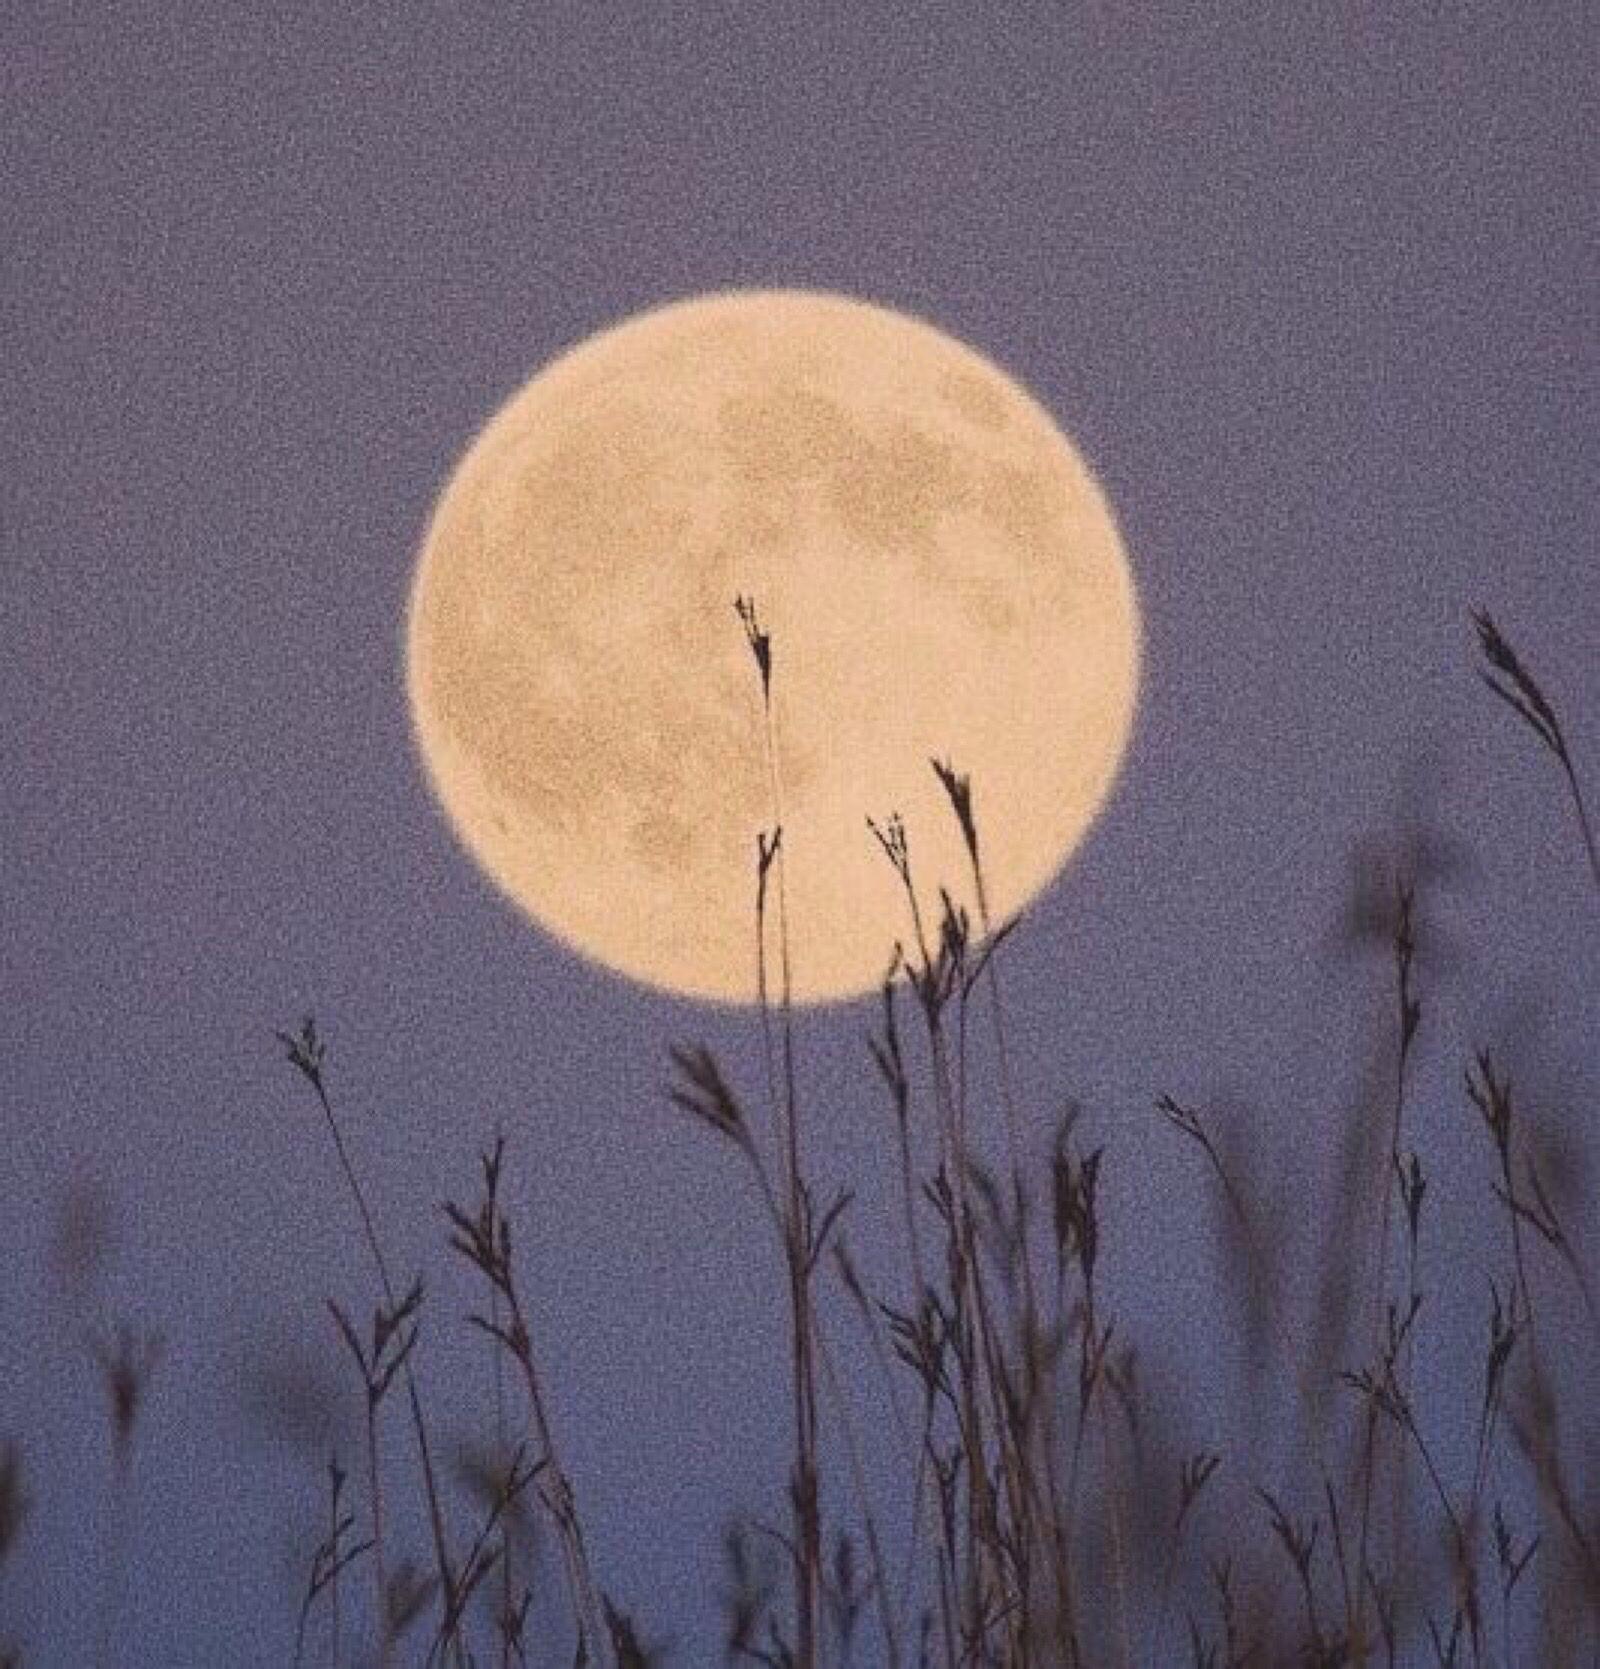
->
[2,606,1596,1667]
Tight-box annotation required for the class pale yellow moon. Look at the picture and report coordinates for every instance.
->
[406,290,1140,1004]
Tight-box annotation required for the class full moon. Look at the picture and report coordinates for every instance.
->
[406,290,1140,1004]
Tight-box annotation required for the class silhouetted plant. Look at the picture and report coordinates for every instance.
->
[1472,608,1600,890]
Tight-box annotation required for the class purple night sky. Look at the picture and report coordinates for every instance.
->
[3,5,1596,1664]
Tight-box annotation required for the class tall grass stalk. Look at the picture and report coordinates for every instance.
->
[1351,880,1422,1658]
[737,594,824,1669]
[1473,610,1600,894]
[278,1021,461,1657]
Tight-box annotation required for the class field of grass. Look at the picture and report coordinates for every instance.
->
[2,609,1596,1668]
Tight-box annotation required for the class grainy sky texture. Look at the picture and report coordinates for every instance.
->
[3,5,1596,1665]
